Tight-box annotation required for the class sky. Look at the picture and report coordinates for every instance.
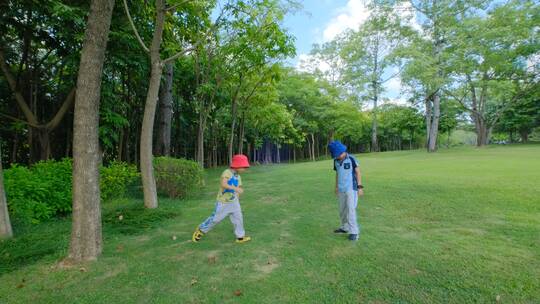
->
[282,0,408,105]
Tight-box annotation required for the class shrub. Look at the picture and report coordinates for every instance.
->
[4,159,73,224]
[100,161,139,202]
[154,157,204,199]
[4,159,140,223]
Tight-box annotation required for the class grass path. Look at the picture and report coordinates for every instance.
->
[1,145,539,303]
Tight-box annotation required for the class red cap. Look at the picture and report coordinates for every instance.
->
[231,154,250,169]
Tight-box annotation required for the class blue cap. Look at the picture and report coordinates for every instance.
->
[328,141,347,159]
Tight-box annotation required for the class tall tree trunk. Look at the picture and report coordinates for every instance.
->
[68,0,114,262]
[156,62,173,156]
[37,128,51,160]
[428,92,440,152]
[306,136,311,161]
[428,6,443,153]
[520,130,529,143]
[0,146,13,239]
[228,96,239,164]
[276,144,280,164]
[140,0,166,209]
[11,133,18,163]
[371,86,379,152]
[264,139,272,164]
[311,133,316,161]
[237,113,245,154]
[475,117,489,146]
[196,110,206,167]
[425,96,432,150]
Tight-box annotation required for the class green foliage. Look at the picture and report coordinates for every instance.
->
[100,162,140,202]
[4,159,140,223]
[3,159,73,224]
[153,157,204,199]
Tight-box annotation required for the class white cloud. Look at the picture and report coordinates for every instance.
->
[295,0,422,98]
[322,0,371,42]
[384,97,409,106]
[296,53,331,73]
[385,76,402,93]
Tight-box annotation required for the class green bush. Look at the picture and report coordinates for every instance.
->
[154,157,204,199]
[4,159,73,224]
[100,161,139,201]
[4,159,140,223]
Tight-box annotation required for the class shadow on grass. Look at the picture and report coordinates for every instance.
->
[0,198,180,275]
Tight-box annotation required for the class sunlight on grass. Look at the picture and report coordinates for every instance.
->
[1,145,539,303]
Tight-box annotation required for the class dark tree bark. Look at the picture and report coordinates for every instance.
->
[68,0,115,262]
[264,139,272,164]
[237,112,245,154]
[156,62,174,156]
[196,110,207,167]
[0,146,13,239]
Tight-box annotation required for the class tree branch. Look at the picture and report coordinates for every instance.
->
[123,0,150,53]
[0,48,39,125]
[0,112,41,129]
[44,87,76,130]
[164,0,194,12]
[162,41,200,64]
[443,88,478,115]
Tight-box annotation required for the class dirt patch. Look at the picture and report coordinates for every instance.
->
[97,263,128,281]
[254,257,279,274]
[169,250,195,261]
[206,250,220,265]
[136,235,151,243]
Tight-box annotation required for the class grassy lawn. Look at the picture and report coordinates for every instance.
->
[1,145,539,303]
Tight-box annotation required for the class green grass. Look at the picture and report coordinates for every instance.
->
[1,145,539,303]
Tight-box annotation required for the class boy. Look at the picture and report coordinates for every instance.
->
[328,140,364,241]
[192,154,252,243]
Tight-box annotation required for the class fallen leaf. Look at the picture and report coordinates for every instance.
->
[79,267,87,273]
[208,256,217,264]
[116,245,124,252]
[190,277,198,286]
[234,290,242,296]
[16,283,25,289]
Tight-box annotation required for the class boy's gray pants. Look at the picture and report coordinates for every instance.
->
[338,190,360,235]
[199,200,245,238]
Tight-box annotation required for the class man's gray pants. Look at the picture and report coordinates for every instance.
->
[199,201,245,238]
[338,190,360,235]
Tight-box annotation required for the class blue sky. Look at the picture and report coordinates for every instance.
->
[283,0,352,59]
[282,0,407,104]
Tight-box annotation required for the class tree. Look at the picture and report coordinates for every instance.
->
[402,0,488,151]
[68,0,115,262]
[221,0,296,164]
[444,0,539,146]
[496,91,540,143]
[0,1,87,162]
[338,5,412,152]
[123,0,207,208]
[155,62,174,156]
[0,146,13,238]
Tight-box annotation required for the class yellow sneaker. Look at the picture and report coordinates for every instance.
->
[235,236,251,244]
[192,228,204,242]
